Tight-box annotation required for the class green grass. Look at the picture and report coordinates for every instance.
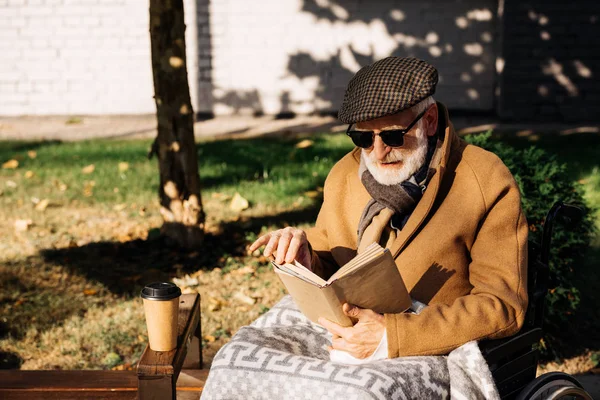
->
[0,135,353,211]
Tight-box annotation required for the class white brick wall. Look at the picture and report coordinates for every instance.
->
[0,0,199,115]
[0,0,497,116]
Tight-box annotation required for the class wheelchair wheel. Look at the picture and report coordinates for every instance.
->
[516,372,593,400]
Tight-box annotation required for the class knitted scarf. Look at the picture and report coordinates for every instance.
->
[357,134,438,248]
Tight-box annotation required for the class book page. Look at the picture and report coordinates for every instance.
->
[327,242,384,283]
[272,259,327,287]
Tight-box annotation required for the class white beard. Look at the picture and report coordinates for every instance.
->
[360,123,429,186]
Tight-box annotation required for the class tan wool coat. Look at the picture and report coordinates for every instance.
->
[306,107,528,357]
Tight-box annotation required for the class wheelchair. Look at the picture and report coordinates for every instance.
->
[479,202,594,400]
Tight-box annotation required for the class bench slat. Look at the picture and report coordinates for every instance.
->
[0,369,208,399]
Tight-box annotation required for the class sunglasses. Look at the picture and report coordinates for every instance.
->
[345,109,428,148]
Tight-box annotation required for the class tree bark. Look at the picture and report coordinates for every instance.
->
[149,0,205,248]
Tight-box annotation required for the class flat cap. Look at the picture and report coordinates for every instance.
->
[338,57,438,124]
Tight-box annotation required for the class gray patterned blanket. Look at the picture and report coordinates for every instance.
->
[201,296,499,400]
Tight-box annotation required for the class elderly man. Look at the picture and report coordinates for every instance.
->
[249,57,528,360]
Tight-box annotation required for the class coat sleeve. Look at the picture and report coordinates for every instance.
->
[385,158,529,356]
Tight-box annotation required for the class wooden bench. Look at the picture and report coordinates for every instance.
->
[0,293,208,400]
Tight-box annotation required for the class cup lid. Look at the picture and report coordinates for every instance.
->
[141,282,182,300]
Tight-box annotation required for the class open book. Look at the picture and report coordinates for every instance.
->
[272,243,411,327]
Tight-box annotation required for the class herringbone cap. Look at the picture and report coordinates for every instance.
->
[338,57,438,124]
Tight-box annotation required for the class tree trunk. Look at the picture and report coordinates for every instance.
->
[149,0,205,248]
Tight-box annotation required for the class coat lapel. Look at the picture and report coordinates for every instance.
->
[389,103,455,258]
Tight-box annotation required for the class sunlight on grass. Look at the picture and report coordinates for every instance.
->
[0,135,353,211]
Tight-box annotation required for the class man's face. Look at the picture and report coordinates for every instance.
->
[358,105,436,186]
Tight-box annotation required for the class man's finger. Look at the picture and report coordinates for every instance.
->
[248,234,271,252]
[285,233,304,263]
[263,233,281,258]
[342,303,364,318]
[331,337,351,352]
[318,317,348,338]
[275,230,293,263]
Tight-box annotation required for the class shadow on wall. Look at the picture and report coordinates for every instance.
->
[201,0,598,122]
[294,0,498,112]
[498,2,600,122]
[194,0,215,119]
[208,0,500,117]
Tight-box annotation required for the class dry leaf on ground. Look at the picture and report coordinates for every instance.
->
[172,275,200,288]
[81,164,95,174]
[230,193,249,212]
[295,139,314,149]
[83,289,98,296]
[14,219,32,231]
[233,292,256,305]
[27,150,37,159]
[2,159,19,169]
[113,204,127,211]
[35,199,49,212]
[118,162,129,172]
[204,335,216,343]
[24,171,34,179]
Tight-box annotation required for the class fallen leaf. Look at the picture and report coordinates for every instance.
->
[118,162,129,172]
[113,203,127,211]
[2,159,18,169]
[35,199,49,211]
[230,192,249,212]
[83,289,98,296]
[232,266,255,275]
[295,139,314,149]
[14,219,32,232]
[172,274,199,288]
[233,292,256,305]
[82,164,95,174]
[204,335,216,343]
[208,298,222,312]
[27,151,37,159]
[304,190,319,198]
[59,183,67,191]
[24,170,34,179]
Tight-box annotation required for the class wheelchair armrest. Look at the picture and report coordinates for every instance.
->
[480,328,543,366]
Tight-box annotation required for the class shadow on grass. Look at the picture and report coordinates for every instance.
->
[0,352,22,370]
[0,140,62,162]
[1,204,320,345]
[38,204,321,292]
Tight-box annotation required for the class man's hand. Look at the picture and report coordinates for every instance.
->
[248,227,312,271]
[319,303,385,359]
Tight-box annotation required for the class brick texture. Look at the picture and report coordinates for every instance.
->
[498,1,600,121]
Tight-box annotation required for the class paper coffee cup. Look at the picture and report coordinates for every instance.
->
[141,282,182,351]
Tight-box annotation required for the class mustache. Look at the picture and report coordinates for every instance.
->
[367,150,404,164]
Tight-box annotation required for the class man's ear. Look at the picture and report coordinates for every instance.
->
[424,103,438,137]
